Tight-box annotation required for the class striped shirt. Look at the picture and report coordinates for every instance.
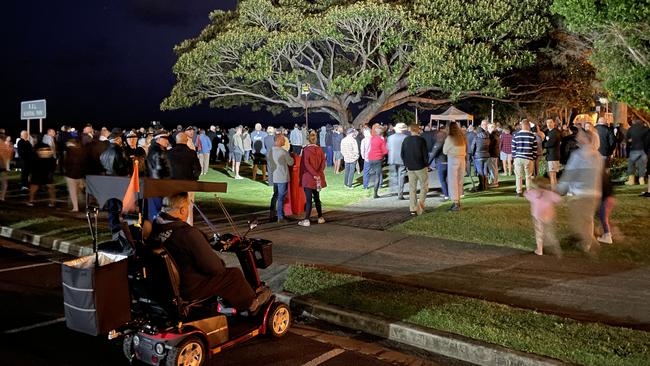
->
[512,130,538,160]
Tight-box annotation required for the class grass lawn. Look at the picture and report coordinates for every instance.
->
[284,265,650,366]
[195,162,368,214]
[391,175,650,264]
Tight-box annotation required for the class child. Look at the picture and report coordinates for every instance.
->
[524,177,562,256]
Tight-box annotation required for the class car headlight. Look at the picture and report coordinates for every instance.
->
[155,343,165,355]
[133,335,140,346]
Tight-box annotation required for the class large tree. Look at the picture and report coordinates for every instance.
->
[162,0,553,126]
[552,0,650,111]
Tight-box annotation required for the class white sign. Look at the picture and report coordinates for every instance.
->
[21,99,47,119]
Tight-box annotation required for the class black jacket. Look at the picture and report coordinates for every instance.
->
[401,135,429,171]
[544,128,562,162]
[124,145,147,176]
[595,124,616,157]
[31,143,56,185]
[488,131,500,158]
[100,143,129,176]
[146,142,171,179]
[422,130,436,153]
[470,128,490,160]
[168,144,201,180]
[17,139,33,163]
[86,139,109,175]
[627,123,649,151]
[431,130,448,164]
[63,144,87,179]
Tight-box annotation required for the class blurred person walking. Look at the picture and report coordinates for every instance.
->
[298,131,327,227]
[0,132,12,201]
[524,177,562,256]
[401,125,429,215]
[26,139,57,207]
[557,128,603,253]
[443,122,467,212]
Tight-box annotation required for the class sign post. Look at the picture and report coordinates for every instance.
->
[20,99,47,134]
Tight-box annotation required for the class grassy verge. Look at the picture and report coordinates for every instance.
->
[284,265,650,366]
[0,210,110,245]
[196,162,368,214]
[391,176,650,264]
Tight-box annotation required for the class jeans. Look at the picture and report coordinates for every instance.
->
[362,161,370,188]
[344,162,356,187]
[291,145,302,155]
[447,156,466,203]
[367,160,383,196]
[147,197,163,222]
[216,143,226,161]
[274,183,288,219]
[389,164,407,197]
[436,161,449,198]
[627,150,648,177]
[326,146,333,166]
[304,188,322,219]
[474,158,489,190]
[599,197,614,234]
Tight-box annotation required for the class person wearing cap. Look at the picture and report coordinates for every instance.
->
[100,132,128,176]
[125,130,146,176]
[184,126,196,151]
[387,122,408,199]
[146,130,172,221]
[340,128,359,188]
[206,125,217,163]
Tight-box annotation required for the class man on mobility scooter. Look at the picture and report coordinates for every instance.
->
[149,193,272,314]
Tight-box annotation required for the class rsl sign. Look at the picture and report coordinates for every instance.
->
[20,99,47,134]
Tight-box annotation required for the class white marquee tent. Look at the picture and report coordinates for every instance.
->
[429,106,474,128]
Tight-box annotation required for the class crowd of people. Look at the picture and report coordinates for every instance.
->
[0,115,648,249]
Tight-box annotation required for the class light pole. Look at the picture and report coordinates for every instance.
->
[302,83,311,130]
[490,101,494,124]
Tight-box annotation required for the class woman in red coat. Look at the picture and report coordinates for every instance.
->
[298,131,327,226]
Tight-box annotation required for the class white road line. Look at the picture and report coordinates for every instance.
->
[0,262,55,273]
[4,317,66,334]
[301,348,345,366]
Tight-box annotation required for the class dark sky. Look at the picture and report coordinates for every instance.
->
[1,0,288,134]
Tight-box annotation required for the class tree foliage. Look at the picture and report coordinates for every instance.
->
[552,0,650,111]
[163,0,554,126]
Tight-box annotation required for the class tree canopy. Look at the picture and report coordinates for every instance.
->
[552,0,650,111]
[162,0,554,126]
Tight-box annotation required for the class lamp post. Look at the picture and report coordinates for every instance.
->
[490,101,494,124]
[302,83,311,131]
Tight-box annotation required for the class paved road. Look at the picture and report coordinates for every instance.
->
[0,237,464,366]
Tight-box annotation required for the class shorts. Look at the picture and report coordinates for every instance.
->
[548,160,560,172]
[334,151,343,160]
[233,151,243,162]
[500,152,512,161]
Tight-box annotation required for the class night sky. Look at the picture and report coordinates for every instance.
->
[1,0,291,135]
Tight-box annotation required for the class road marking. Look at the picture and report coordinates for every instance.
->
[301,348,345,366]
[0,262,55,273]
[4,317,66,334]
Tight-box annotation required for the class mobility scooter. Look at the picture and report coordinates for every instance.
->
[64,176,291,366]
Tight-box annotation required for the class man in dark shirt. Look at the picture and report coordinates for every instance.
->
[544,119,562,188]
[149,193,270,313]
[625,119,648,185]
[401,125,430,215]
[17,130,33,190]
[168,132,202,225]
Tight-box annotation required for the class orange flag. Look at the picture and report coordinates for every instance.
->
[121,160,140,214]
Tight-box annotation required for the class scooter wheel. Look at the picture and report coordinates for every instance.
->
[267,302,291,338]
[165,335,205,366]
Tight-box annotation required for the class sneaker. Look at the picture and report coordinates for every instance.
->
[597,233,613,244]
[515,192,523,197]
[317,217,326,224]
[234,175,244,180]
[298,219,311,227]
[26,202,34,207]
[640,192,650,197]
[21,186,29,191]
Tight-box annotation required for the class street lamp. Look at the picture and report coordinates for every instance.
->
[301,83,311,130]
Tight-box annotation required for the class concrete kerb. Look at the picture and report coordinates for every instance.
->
[0,226,93,257]
[276,293,570,366]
